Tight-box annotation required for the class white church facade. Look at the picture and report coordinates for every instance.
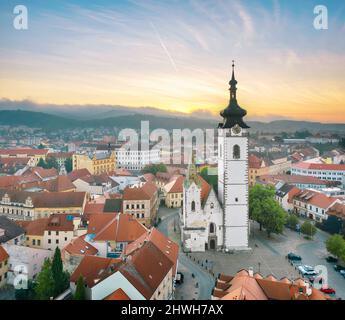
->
[181,62,250,252]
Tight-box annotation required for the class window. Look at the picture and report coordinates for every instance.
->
[48,239,51,244]
[191,201,196,212]
[233,145,240,159]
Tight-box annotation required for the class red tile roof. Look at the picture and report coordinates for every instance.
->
[294,190,338,209]
[70,256,122,288]
[0,148,48,156]
[0,245,9,262]
[293,162,345,171]
[123,182,158,201]
[68,168,92,182]
[125,227,179,275]
[88,214,147,243]
[104,288,130,300]
[249,154,265,169]
[63,235,98,257]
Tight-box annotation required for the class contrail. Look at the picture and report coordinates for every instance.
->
[149,21,178,72]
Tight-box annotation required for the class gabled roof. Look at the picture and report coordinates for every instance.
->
[0,148,48,156]
[70,256,122,288]
[119,241,174,299]
[88,214,147,243]
[294,190,338,209]
[104,288,130,300]
[68,168,92,182]
[123,182,158,201]
[125,227,179,275]
[63,235,98,257]
[164,175,184,194]
[213,269,328,300]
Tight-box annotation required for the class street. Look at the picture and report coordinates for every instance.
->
[157,207,215,300]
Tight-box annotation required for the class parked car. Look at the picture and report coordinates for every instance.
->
[326,256,338,263]
[287,253,302,261]
[298,265,317,276]
[334,265,345,272]
[339,270,345,278]
[320,288,336,295]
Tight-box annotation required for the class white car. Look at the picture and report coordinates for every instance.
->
[298,265,317,276]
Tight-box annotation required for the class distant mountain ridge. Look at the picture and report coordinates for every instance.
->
[0,109,344,133]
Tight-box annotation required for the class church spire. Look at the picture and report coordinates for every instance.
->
[219,61,250,129]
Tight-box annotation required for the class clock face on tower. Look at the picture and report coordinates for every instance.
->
[232,124,242,135]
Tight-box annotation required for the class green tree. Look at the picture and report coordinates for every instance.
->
[51,247,69,297]
[142,163,167,175]
[249,184,287,237]
[74,275,86,300]
[286,214,299,230]
[35,259,54,300]
[65,157,73,173]
[326,234,345,260]
[46,157,59,170]
[300,221,317,239]
[37,158,47,169]
[249,184,275,231]
[200,167,218,193]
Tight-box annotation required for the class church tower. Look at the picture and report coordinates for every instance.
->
[218,61,250,250]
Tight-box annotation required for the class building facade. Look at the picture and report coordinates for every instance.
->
[72,151,116,175]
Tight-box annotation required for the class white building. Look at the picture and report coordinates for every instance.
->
[2,244,53,285]
[291,162,345,182]
[181,63,250,252]
[115,143,161,171]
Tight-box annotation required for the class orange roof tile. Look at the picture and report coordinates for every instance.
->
[0,245,9,262]
[104,288,130,300]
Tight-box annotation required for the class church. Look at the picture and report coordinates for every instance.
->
[180,62,250,252]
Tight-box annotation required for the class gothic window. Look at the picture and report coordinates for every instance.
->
[209,223,215,234]
[233,145,240,159]
[191,201,196,212]
[210,203,214,209]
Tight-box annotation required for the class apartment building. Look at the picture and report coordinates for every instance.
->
[123,182,159,226]
[0,190,87,221]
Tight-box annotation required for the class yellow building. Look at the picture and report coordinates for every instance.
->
[72,151,116,175]
[0,148,48,166]
[0,190,87,221]
[0,245,9,288]
[163,176,184,208]
[248,155,269,187]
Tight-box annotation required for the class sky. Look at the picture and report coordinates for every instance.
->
[0,0,344,122]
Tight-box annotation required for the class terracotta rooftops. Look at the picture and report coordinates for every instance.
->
[0,245,9,262]
[294,189,338,209]
[104,288,130,300]
[63,235,98,257]
[0,148,49,156]
[292,162,345,171]
[87,213,148,243]
[212,269,329,300]
[123,182,158,201]
[70,256,122,288]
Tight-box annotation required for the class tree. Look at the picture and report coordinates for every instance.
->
[300,221,317,239]
[286,214,299,230]
[37,158,47,169]
[65,157,73,173]
[326,234,345,260]
[142,163,167,175]
[51,247,69,297]
[249,184,275,231]
[35,259,54,300]
[249,184,287,237]
[200,167,218,193]
[74,275,86,300]
[46,157,59,170]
